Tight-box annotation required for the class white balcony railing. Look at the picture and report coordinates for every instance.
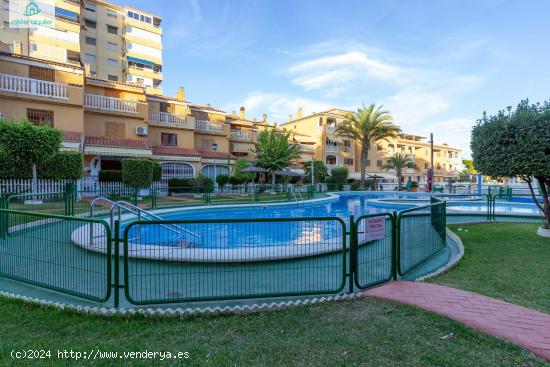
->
[299,144,315,152]
[326,126,337,134]
[84,94,138,113]
[405,167,416,174]
[326,163,338,170]
[196,120,224,133]
[149,111,193,128]
[326,145,338,153]
[0,73,68,99]
[230,130,252,141]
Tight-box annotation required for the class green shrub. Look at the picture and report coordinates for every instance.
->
[216,174,230,187]
[38,152,83,180]
[98,170,123,182]
[228,176,242,185]
[304,161,328,183]
[0,152,31,178]
[168,176,214,194]
[151,161,162,181]
[232,159,255,183]
[122,158,153,189]
[330,167,349,184]
[196,175,214,193]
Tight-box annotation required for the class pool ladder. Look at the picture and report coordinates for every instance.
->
[289,187,304,204]
[89,197,200,244]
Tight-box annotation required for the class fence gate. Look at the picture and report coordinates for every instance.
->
[352,213,396,289]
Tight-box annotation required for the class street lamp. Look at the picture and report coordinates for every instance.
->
[211,143,218,182]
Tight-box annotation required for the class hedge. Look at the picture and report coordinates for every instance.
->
[122,158,153,189]
[38,152,83,180]
[168,175,214,194]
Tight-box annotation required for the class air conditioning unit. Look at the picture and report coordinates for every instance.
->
[136,126,148,136]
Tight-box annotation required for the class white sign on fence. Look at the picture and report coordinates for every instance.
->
[361,216,386,242]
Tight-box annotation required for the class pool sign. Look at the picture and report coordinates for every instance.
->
[363,216,386,242]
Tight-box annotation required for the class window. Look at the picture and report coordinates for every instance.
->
[107,75,118,81]
[29,66,55,82]
[343,140,351,152]
[127,10,152,24]
[3,0,8,11]
[161,163,194,183]
[126,42,132,50]
[106,9,117,18]
[84,2,96,12]
[85,53,96,63]
[366,160,371,167]
[201,139,215,150]
[107,42,117,51]
[105,122,125,138]
[107,58,118,68]
[84,18,96,29]
[344,158,354,166]
[376,160,383,168]
[161,133,177,146]
[325,155,337,165]
[27,109,54,127]
[85,36,96,45]
[67,50,80,63]
[107,25,118,35]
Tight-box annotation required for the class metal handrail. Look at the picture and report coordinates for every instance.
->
[110,200,200,239]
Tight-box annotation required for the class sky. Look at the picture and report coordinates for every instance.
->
[115,0,550,157]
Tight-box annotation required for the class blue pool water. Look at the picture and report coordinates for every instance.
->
[124,193,542,249]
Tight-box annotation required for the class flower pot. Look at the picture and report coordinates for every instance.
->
[537,226,550,238]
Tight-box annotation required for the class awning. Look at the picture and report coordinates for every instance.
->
[293,135,317,144]
[84,146,152,158]
[231,142,253,153]
[126,56,155,67]
[152,155,201,162]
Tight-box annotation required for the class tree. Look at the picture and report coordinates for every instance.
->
[232,159,255,184]
[383,153,417,191]
[303,160,328,184]
[330,167,349,185]
[336,104,401,186]
[471,99,550,228]
[253,128,302,186]
[122,159,153,190]
[0,119,62,195]
[216,174,230,192]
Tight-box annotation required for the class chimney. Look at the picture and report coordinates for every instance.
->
[289,114,293,122]
[176,87,185,102]
[239,106,245,120]
[297,107,303,119]
[262,113,267,123]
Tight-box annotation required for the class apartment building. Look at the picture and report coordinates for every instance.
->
[1,0,163,93]
[280,109,461,184]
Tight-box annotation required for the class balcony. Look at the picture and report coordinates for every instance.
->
[405,167,416,174]
[326,163,338,170]
[195,120,224,133]
[149,111,194,129]
[230,130,253,141]
[326,126,337,134]
[0,73,68,99]
[326,145,338,153]
[84,94,138,113]
[299,144,315,152]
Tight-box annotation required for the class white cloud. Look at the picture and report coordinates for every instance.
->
[289,51,410,93]
[421,117,476,158]
[226,91,334,124]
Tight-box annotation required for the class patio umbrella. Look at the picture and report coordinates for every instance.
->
[240,166,268,173]
[274,169,303,177]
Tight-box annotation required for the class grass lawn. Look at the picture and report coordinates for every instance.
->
[431,222,550,314]
[0,297,546,366]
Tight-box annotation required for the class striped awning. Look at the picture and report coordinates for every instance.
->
[84,145,152,157]
[127,56,155,67]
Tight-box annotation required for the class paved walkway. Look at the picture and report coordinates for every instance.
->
[363,281,550,361]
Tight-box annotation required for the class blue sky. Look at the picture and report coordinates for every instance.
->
[116,0,550,157]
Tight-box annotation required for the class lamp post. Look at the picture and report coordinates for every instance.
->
[211,143,218,187]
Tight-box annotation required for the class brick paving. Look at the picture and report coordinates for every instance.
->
[363,281,550,361]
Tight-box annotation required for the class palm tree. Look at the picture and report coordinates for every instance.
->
[383,153,417,191]
[253,128,302,186]
[335,104,401,186]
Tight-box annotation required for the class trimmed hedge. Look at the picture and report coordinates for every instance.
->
[98,170,123,182]
[122,158,153,189]
[38,152,83,180]
[168,175,214,194]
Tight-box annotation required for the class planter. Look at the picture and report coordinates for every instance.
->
[537,226,550,238]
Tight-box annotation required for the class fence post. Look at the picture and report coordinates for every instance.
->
[348,215,355,293]
[393,211,399,280]
[0,195,6,239]
[64,182,75,216]
[113,220,120,308]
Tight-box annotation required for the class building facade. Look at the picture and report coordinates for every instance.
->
[0,0,461,186]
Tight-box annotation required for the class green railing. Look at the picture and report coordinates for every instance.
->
[122,217,348,305]
[396,198,447,276]
[0,209,112,303]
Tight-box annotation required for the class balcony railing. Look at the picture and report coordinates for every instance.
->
[299,144,315,152]
[326,126,337,134]
[326,163,338,170]
[230,130,253,141]
[149,111,193,128]
[0,73,68,99]
[84,94,138,113]
[196,120,224,133]
[405,167,416,174]
[326,145,338,153]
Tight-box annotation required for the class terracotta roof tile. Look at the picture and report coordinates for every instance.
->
[152,146,201,157]
[63,131,82,142]
[85,136,150,149]
[199,150,235,159]
[189,104,226,114]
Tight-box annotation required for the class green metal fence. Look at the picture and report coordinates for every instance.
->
[122,217,347,305]
[352,213,396,289]
[0,209,112,302]
[396,198,447,276]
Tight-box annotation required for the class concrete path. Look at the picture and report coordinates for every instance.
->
[363,281,550,361]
